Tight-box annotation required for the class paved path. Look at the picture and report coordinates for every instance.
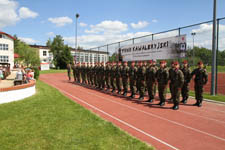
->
[41,73,225,150]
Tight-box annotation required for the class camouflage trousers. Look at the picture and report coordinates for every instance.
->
[73,71,76,82]
[158,84,167,102]
[194,84,204,103]
[171,84,181,105]
[111,78,116,91]
[76,73,80,83]
[116,77,123,92]
[105,76,111,89]
[137,80,145,97]
[181,83,189,100]
[130,78,136,95]
[147,82,156,100]
[122,77,128,93]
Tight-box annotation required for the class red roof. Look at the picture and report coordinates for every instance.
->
[14,53,20,58]
[0,31,16,40]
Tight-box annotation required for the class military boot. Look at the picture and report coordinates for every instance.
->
[158,101,165,106]
[172,104,179,110]
[146,98,154,103]
[129,93,135,98]
[122,92,127,96]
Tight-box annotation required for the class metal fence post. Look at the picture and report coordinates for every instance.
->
[211,0,217,95]
[215,19,219,94]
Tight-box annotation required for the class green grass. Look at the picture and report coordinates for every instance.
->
[0,81,154,150]
[40,69,67,74]
[189,66,225,73]
[189,91,225,103]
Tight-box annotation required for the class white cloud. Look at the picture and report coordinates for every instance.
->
[152,19,158,23]
[85,20,128,34]
[48,16,73,27]
[79,22,87,27]
[46,32,55,37]
[0,0,19,29]
[63,31,152,50]
[19,37,39,44]
[190,23,225,50]
[19,7,38,19]
[131,21,149,29]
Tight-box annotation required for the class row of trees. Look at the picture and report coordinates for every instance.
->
[186,47,225,66]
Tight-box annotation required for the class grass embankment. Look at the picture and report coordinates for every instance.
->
[189,91,225,103]
[0,81,153,150]
[189,66,225,73]
[40,69,67,74]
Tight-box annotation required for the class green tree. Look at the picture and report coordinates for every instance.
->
[47,35,73,69]
[14,35,40,67]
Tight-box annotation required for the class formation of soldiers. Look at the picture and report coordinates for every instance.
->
[68,60,208,110]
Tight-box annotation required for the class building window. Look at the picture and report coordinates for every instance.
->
[94,54,97,62]
[0,44,9,51]
[43,51,47,56]
[0,55,9,63]
[80,53,84,63]
[90,53,93,63]
[85,53,89,62]
[0,34,2,38]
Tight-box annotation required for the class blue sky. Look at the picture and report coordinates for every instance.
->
[1,0,225,50]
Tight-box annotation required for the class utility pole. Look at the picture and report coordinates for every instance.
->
[191,32,196,66]
[211,0,217,95]
[75,13,79,62]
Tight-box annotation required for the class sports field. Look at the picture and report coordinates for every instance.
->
[40,73,225,150]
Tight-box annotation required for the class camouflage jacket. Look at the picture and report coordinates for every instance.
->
[191,68,208,85]
[156,67,169,85]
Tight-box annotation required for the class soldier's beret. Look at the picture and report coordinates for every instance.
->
[149,60,153,63]
[183,60,188,64]
[198,61,203,65]
[173,61,179,65]
[171,61,175,64]
[123,61,128,64]
[160,60,166,64]
[138,61,142,64]
[131,61,135,63]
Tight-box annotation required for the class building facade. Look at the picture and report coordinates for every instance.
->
[0,32,15,69]
[71,49,109,64]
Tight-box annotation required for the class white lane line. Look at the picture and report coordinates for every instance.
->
[178,110,225,125]
[69,84,225,142]
[48,82,179,150]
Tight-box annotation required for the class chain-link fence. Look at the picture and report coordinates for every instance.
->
[86,17,225,95]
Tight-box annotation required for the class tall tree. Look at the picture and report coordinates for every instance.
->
[47,35,73,69]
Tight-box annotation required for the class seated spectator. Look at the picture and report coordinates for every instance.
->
[26,70,33,83]
[15,70,23,80]
[30,69,35,80]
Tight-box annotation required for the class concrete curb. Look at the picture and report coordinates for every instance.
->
[190,96,225,105]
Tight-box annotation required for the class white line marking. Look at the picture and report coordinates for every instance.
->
[178,110,225,125]
[69,84,225,142]
[48,82,179,150]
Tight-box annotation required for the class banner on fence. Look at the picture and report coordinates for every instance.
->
[118,35,187,61]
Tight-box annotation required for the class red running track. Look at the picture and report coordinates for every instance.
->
[40,73,225,150]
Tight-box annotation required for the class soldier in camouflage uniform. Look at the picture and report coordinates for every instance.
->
[81,63,86,84]
[156,60,169,106]
[99,62,106,90]
[137,61,146,100]
[93,63,98,87]
[129,61,138,98]
[146,60,158,103]
[180,60,191,104]
[168,61,175,101]
[72,63,76,83]
[190,61,208,107]
[110,62,117,93]
[67,63,71,81]
[86,62,90,85]
[121,61,130,96]
[116,61,123,94]
[170,61,184,110]
[76,63,81,83]
[105,62,111,91]
[97,62,102,89]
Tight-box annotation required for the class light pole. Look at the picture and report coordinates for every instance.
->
[191,32,196,66]
[75,13,79,62]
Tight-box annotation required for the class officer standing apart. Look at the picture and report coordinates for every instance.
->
[181,60,191,104]
[129,61,138,98]
[67,63,71,81]
[156,60,169,106]
[137,61,146,100]
[122,61,130,96]
[190,61,208,107]
[170,61,184,110]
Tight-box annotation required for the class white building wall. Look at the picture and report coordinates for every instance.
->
[0,36,14,69]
